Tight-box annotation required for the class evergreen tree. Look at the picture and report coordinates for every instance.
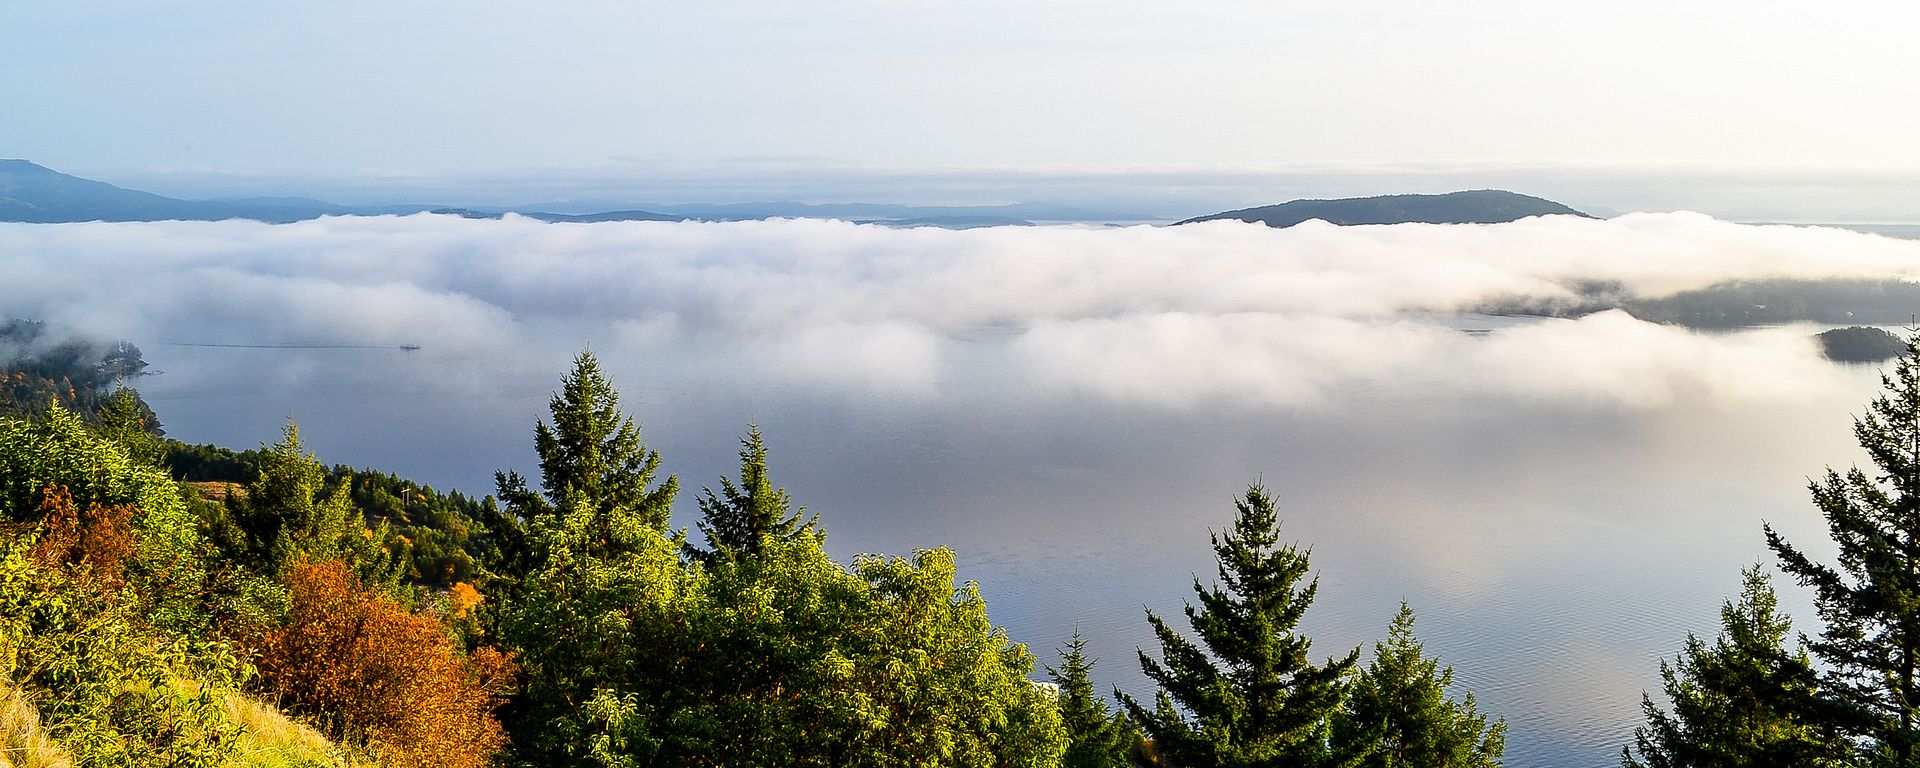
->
[96,386,164,466]
[480,471,541,586]
[229,421,401,585]
[1118,483,1361,768]
[1048,629,1133,768]
[1767,334,1920,763]
[534,351,676,532]
[693,425,811,561]
[1335,603,1504,768]
[491,351,675,574]
[236,422,350,566]
[1623,566,1845,768]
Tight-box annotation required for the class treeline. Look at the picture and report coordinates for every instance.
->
[11,337,1920,767]
[167,442,496,588]
[1472,277,1920,331]
[1816,325,1908,364]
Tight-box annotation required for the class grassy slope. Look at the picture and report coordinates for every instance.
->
[0,680,366,768]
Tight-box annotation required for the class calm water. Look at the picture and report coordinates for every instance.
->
[140,325,1880,768]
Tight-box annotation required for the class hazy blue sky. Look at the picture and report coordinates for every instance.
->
[8,1,1920,214]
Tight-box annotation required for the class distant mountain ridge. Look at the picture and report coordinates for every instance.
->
[636,201,1145,222]
[1177,190,1591,228]
[426,207,684,223]
[0,160,446,223]
[0,159,254,222]
[0,160,1143,226]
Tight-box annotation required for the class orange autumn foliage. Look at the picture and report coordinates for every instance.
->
[447,581,483,619]
[258,561,514,768]
[29,484,136,587]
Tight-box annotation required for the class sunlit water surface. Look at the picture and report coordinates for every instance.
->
[140,319,1883,768]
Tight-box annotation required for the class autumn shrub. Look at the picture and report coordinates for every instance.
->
[258,560,512,768]
[447,581,483,619]
[27,485,135,588]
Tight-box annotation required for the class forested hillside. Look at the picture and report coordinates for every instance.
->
[0,319,157,428]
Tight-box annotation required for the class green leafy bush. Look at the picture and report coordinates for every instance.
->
[0,541,245,768]
[0,406,211,635]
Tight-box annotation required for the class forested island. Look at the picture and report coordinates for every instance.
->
[1816,325,1909,363]
[5,326,1920,768]
[1175,190,1591,228]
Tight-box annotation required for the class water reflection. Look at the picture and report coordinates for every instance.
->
[142,328,1878,767]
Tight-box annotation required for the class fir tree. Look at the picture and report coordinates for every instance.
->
[231,421,402,585]
[1119,483,1361,768]
[491,351,675,570]
[1767,333,1920,763]
[1337,603,1504,768]
[693,425,811,561]
[96,386,163,466]
[1623,566,1845,768]
[237,422,353,567]
[1047,629,1132,768]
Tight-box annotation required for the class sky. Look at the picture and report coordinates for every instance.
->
[9,1,1920,217]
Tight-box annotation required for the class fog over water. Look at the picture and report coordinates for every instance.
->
[6,213,1917,764]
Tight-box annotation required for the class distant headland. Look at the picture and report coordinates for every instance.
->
[1176,189,1592,228]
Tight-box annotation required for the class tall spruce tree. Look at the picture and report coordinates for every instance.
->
[490,351,676,572]
[693,425,812,561]
[1048,629,1133,768]
[1767,333,1920,763]
[1337,603,1505,768]
[1119,483,1362,768]
[1623,566,1845,768]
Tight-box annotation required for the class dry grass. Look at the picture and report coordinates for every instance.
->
[0,680,71,768]
[0,678,374,768]
[224,692,371,768]
[185,481,248,503]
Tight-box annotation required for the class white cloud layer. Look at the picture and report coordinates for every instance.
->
[2,212,1916,411]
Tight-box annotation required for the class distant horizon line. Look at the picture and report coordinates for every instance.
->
[17,156,1920,223]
